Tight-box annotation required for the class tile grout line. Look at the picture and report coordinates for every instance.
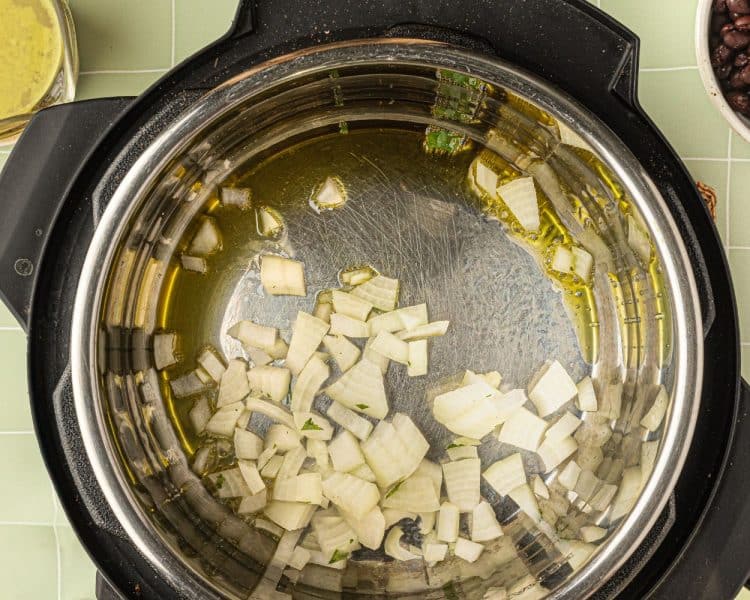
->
[726,129,732,245]
[171,0,176,68]
[639,66,698,72]
[0,430,34,435]
[0,326,23,331]
[52,483,62,600]
[79,68,169,75]
[0,520,55,526]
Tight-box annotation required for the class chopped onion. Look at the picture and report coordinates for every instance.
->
[396,320,449,341]
[545,412,581,441]
[245,397,295,429]
[340,265,378,286]
[322,472,380,520]
[507,484,540,522]
[188,216,221,255]
[322,335,360,373]
[217,359,250,407]
[575,376,598,412]
[572,247,593,281]
[180,255,207,274]
[437,502,460,543]
[328,430,365,473]
[238,460,266,495]
[238,489,268,514]
[557,460,581,490]
[325,401,373,441]
[610,466,642,521]
[285,311,330,375]
[577,444,604,472]
[462,370,502,389]
[264,501,317,531]
[627,215,651,263]
[261,455,284,478]
[406,340,428,377]
[470,501,503,542]
[442,458,480,512]
[247,365,291,403]
[221,186,251,209]
[205,401,244,437]
[293,411,333,441]
[326,359,388,419]
[531,475,549,500]
[331,290,373,321]
[154,332,179,370]
[277,447,307,481]
[580,525,607,543]
[414,459,443,498]
[446,445,478,461]
[537,435,578,472]
[311,514,360,566]
[266,338,289,360]
[349,463,377,483]
[350,275,399,311]
[288,546,311,571]
[382,508,417,528]
[369,304,429,335]
[260,255,307,297]
[234,428,263,460]
[475,159,499,197]
[640,440,658,480]
[363,338,390,374]
[256,206,284,238]
[170,371,206,398]
[253,519,284,542]
[189,396,211,434]
[384,526,421,561]
[382,475,441,513]
[247,347,272,366]
[573,469,600,502]
[589,482,618,512]
[497,407,548,452]
[306,439,330,473]
[483,453,526,496]
[528,360,578,417]
[370,330,410,364]
[208,468,250,498]
[227,320,278,350]
[290,355,330,413]
[264,424,301,452]
[433,381,506,439]
[640,386,668,431]
[273,473,323,504]
[419,511,436,534]
[423,542,448,564]
[257,445,277,470]
[497,177,540,232]
[454,537,484,563]
[237,410,252,429]
[550,246,574,275]
[329,313,370,338]
[311,176,347,212]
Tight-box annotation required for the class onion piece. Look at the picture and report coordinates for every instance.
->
[531,475,549,500]
[545,412,581,441]
[550,246,574,275]
[291,355,330,413]
[640,386,668,431]
[437,501,460,543]
[589,482,618,512]
[572,247,593,281]
[528,360,578,417]
[245,397,295,429]
[261,455,284,478]
[227,320,278,350]
[264,501,317,531]
[266,338,289,360]
[368,304,429,335]
[153,332,179,370]
[497,177,540,232]
[326,359,388,419]
[234,428,263,459]
[627,215,651,263]
[288,546,311,571]
[328,430,365,473]
[508,484,540,522]
[256,206,284,238]
[257,445,277,470]
[189,397,211,434]
[577,445,604,472]
[217,359,249,407]
[247,347,272,367]
[462,370,502,389]
[238,489,267,514]
[446,445,478,461]
[221,187,251,209]
[311,514,360,566]
[574,469,600,501]
[580,525,607,543]
[475,159,499,197]
[247,365,291,403]
[424,542,448,564]
[238,460,266,495]
[322,472,380,520]
[382,475,441,513]
[208,468,250,498]
[331,290,373,321]
[370,330,410,364]
[442,458,481,512]
[329,313,370,338]
[483,453,526,496]
[454,537,484,563]
[396,320,449,341]
[293,412,333,441]
[325,401,373,441]
[363,338,390,374]
[406,340,428,377]
[497,407,548,452]
[558,460,581,490]
[383,509,417,529]
[205,401,244,437]
[260,255,306,297]
[414,459,443,498]
[419,511,436,534]
[471,501,503,542]
[610,466,642,521]
[349,463,376,483]
[264,424,301,452]
[311,176,347,212]
[180,255,207,273]
[350,275,399,311]
[537,435,578,472]
[276,447,308,481]
[170,371,206,398]
[433,381,516,439]
[286,311,330,375]
[576,377,598,412]
[188,216,221,255]
[384,526,420,562]
[273,473,323,504]
[306,439,330,474]
[322,335,360,373]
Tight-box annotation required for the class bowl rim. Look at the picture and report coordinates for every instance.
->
[695,0,750,144]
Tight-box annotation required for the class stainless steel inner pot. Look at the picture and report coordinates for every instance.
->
[71,40,702,599]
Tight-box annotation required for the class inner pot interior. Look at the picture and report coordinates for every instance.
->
[84,41,700,599]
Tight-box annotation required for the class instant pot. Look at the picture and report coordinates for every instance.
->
[0,1,748,598]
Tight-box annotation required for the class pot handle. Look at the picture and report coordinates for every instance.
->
[0,98,132,331]
[226,0,639,108]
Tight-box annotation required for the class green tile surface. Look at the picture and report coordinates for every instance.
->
[2,0,750,597]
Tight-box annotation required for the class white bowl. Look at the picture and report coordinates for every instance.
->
[696,0,750,143]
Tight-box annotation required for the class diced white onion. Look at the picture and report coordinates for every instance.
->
[454,537,484,563]
[276,447,307,481]
[640,386,668,431]
[475,159,499,197]
[260,255,306,297]
[589,483,618,512]
[322,335,360,373]
[531,475,549,500]
[423,542,448,564]
[293,411,333,441]
[545,412,581,441]
[471,501,503,542]
[170,371,206,398]
[217,359,249,407]
[245,397,295,429]
[349,463,376,483]
[446,445,478,461]
[290,355,329,413]
[257,445,277,470]
[580,525,607,543]
[227,320,278,350]
[610,466,642,521]
[340,265,377,286]
[261,455,284,478]
[238,489,268,514]
[497,407,548,452]
[188,217,222,255]
[221,187,251,209]
[572,247,593,281]
[528,360,578,417]
[433,381,506,439]
[325,401,373,441]
[329,313,370,338]
[328,430,365,473]
[396,320,450,341]
[322,472,380,520]
[272,473,323,504]
[264,501,317,531]
[180,255,207,273]
[234,428,263,459]
[419,511,436,534]
[264,424,301,452]
[331,290,373,321]
[405,340,428,377]
[640,440,658,480]
[537,435,578,472]
[576,377,598,412]
[382,508,417,529]
[497,177,540,232]
[208,468,250,498]
[350,275,399,311]
[247,347,272,366]
[256,206,284,238]
[577,444,604,472]
[326,359,388,420]
[550,246,574,275]
[558,460,581,490]
[247,365,290,403]
[507,484,540,522]
[311,176,347,212]
[483,453,526,496]
[363,338,390,374]
[306,439,330,473]
[204,401,244,437]
[154,332,178,370]
[368,304,428,335]
[189,396,211,434]
[340,505,386,550]
[285,311,330,375]
[442,458,480,512]
[574,469,601,502]
[384,526,421,561]
[238,460,266,495]
[382,475,441,513]
[437,502,460,543]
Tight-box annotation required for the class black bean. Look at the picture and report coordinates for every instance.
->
[722,24,750,48]
[729,69,748,88]
[736,52,750,66]
[713,13,731,34]
[718,63,734,79]
[714,0,728,11]
[713,44,735,66]
[727,91,750,115]
[736,14,750,30]
[727,0,750,14]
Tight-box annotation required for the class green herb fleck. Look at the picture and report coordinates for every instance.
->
[215,474,225,489]
[329,549,349,564]
[446,443,463,450]
[355,403,369,410]
[385,480,404,499]
[301,418,323,432]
